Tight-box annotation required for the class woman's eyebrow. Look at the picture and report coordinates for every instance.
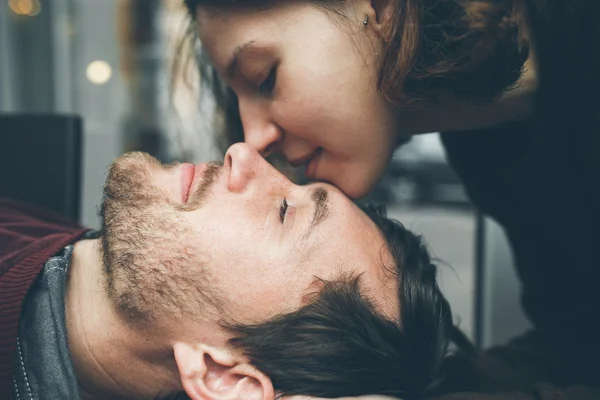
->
[226,40,256,78]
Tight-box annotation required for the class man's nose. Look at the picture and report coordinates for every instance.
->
[225,142,263,193]
[239,98,282,157]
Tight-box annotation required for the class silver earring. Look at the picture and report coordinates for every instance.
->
[363,15,369,26]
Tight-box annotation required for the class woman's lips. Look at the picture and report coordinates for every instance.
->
[304,148,322,180]
[287,148,322,179]
[181,163,207,203]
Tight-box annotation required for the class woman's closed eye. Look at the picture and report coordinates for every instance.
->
[258,65,277,94]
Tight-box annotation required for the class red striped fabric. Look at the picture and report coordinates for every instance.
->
[0,197,87,399]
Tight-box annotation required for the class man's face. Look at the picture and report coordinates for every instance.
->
[100,143,398,332]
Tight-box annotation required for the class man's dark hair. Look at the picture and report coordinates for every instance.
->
[157,205,472,400]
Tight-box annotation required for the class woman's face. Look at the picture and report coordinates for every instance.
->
[197,1,400,198]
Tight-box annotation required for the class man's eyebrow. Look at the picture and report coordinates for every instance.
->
[226,40,255,78]
[304,187,330,240]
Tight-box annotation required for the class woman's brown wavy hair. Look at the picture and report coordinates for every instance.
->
[176,0,528,151]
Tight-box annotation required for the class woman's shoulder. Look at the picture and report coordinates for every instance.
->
[525,0,600,38]
[525,0,599,134]
[526,0,600,83]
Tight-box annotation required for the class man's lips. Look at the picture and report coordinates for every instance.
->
[180,163,207,203]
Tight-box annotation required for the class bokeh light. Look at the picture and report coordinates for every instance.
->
[8,0,41,16]
[86,60,113,85]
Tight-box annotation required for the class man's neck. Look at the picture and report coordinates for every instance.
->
[65,239,182,400]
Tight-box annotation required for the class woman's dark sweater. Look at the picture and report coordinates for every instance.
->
[439,0,600,398]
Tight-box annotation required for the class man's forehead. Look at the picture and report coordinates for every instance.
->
[297,248,400,322]
[294,199,397,309]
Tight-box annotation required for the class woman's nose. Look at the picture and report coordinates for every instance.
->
[239,98,283,156]
[225,142,262,193]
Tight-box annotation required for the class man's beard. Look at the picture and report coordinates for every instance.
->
[99,152,223,323]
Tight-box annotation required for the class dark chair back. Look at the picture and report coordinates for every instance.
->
[0,114,83,221]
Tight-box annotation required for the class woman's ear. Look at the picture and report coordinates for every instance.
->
[355,0,393,39]
[173,342,275,400]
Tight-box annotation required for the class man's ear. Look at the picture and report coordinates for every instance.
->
[173,342,275,400]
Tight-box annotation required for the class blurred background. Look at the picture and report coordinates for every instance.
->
[0,0,531,348]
